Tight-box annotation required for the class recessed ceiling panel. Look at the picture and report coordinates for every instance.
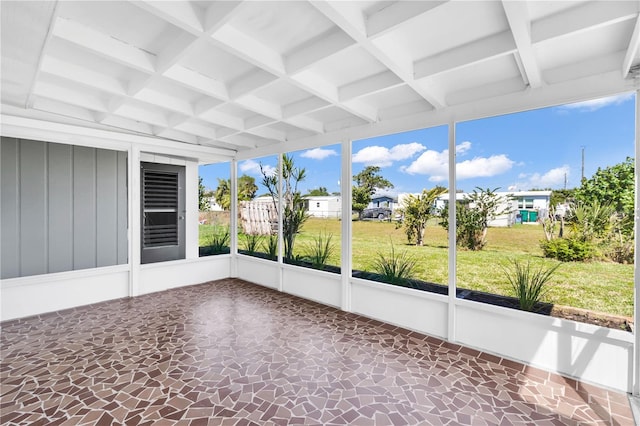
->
[306,47,387,88]
[428,54,522,95]
[57,1,183,55]
[534,20,635,71]
[228,1,336,55]
[182,40,256,83]
[372,1,509,60]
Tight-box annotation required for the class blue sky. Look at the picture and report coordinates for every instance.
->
[199,92,636,197]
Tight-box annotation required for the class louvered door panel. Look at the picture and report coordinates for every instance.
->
[143,170,178,247]
[141,163,185,264]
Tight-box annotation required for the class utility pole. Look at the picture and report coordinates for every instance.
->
[564,172,567,190]
[581,146,585,183]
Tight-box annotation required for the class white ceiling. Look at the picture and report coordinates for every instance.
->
[2,1,640,159]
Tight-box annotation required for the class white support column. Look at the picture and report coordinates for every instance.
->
[128,145,141,297]
[341,139,353,312]
[447,122,457,342]
[633,90,640,396]
[277,153,284,292]
[230,159,238,278]
[185,161,199,259]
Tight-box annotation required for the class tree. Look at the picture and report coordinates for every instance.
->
[214,175,258,210]
[400,187,446,246]
[198,177,213,211]
[352,166,394,219]
[440,187,511,250]
[305,186,329,196]
[575,157,634,236]
[261,154,309,259]
[566,200,615,243]
[550,188,576,208]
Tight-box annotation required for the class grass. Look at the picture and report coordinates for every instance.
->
[199,218,634,317]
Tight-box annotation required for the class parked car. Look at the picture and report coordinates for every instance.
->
[362,207,392,220]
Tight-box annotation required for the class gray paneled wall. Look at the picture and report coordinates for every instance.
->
[1,138,128,279]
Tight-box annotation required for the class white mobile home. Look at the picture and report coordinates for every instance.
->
[431,190,551,227]
[305,196,341,218]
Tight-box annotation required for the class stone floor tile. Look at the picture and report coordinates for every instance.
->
[0,278,634,425]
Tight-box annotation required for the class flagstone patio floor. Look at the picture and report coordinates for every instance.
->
[0,278,635,425]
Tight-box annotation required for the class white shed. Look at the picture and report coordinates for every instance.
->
[304,196,341,218]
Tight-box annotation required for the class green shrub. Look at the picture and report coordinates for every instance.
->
[372,243,417,285]
[207,227,230,254]
[302,232,335,269]
[263,234,278,260]
[540,238,594,262]
[605,238,634,264]
[501,259,560,311]
[242,233,263,254]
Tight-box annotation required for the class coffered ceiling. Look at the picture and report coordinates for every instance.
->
[2,1,639,157]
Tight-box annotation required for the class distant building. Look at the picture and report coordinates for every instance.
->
[368,195,397,210]
[304,196,341,218]
[398,190,551,227]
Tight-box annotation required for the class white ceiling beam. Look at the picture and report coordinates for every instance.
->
[446,76,525,106]
[96,113,155,135]
[32,97,101,123]
[163,65,229,100]
[234,94,281,120]
[220,133,272,149]
[175,121,218,140]
[203,1,246,33]
[501,1,542,88]
[282,97,328,118]
[112,103,168,127]
[285,30,355,74]
[212,24,286,75]
[155,127,200,144]
[198,109,244,131]
[131,0,203,36]
[244,115,274,129]
[413,31,515,80]
[622,14,640,78]
[52,17,155,73]
[194,97,224,115]
[211,22,379,123]
[284,116,324,134]
[310,0,446,109]
[338,70,402,101]
[133,88,194,116]
[156,33,199,75]
[246,126,287,142]
[545,51,625,85]
[289,70,378,122]
[365,1,448,38]
[26,1,59,109]
[532,1,639,44]
[228,71,278,99]
[34,80,108,112]
[40,56,127,96]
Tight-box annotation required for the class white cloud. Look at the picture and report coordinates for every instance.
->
[352,142,425,167]
[557,93,634,112]
[240,159,275,176]
[457,155,514,180]
[301,147,337,160]
[456,141,471,154]
[527,165,570,188]
[402,148,449,181]
[403,142,514,181]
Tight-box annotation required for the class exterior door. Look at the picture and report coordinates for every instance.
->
[140,162,185,264]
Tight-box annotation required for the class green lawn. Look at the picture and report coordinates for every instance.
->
[200,218,634,317]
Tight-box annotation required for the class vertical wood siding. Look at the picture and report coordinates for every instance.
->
[1,138,128,279]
